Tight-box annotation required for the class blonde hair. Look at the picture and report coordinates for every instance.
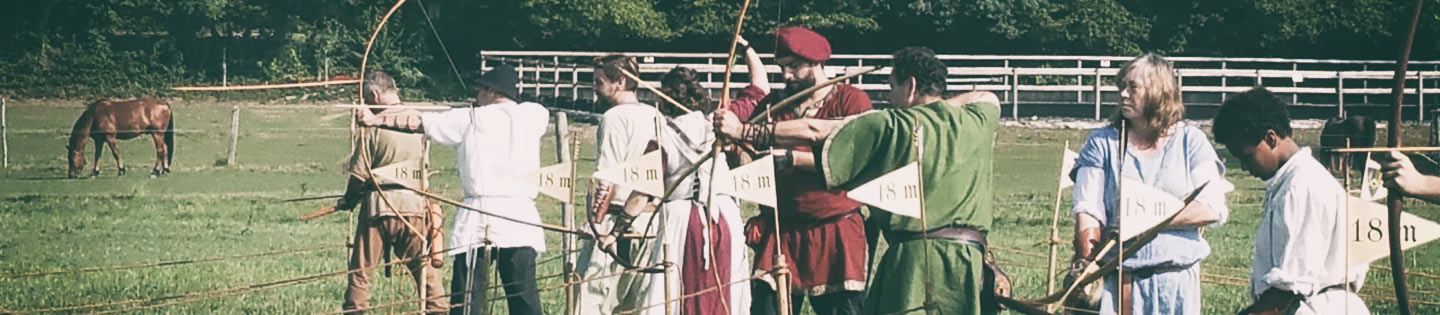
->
[1110,53,1183,142]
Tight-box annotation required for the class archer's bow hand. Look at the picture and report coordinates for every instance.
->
[1380,150,1440,202]
[713,107,745,140]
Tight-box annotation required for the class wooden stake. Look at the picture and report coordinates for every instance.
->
[227,105,240,165]
[553,112,578,315]
[2,96,8,169]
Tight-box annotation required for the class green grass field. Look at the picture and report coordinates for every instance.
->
[1,99,1438,314]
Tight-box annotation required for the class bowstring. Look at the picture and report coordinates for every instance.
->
[414,0,467,89]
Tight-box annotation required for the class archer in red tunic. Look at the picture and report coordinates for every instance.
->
[741,25,872,315]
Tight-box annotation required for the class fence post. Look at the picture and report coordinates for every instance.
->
[1,96,7,169]
[1337,72,1346,118]
[554,56,561,98]
[1296,62,1307,104]
[1177,70,1185,105]
[1011,68,1020,119]
[1221,61,1228,102]
[553,112,576,315]
[227,105,240,165]
[858,58,865,86]
[1420,73,1426,122]
[572,66,580,105]
[1076,60,1083,103]
[222,47,228,87]
[1094,69,1102,120]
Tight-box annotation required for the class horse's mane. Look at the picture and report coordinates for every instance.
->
[68,100,103,150]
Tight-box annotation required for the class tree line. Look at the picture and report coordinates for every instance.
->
[2,0,1437,99]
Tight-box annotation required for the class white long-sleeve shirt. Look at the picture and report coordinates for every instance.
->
[1251,147,1369,314]
[421,101,549,252]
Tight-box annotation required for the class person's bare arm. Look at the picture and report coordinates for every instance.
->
[790,151,816,172]
[714,107,848,147]
[1381,150,1440,203]
[621,193,656,218]
[1166,203,1220,228]
[1074,213,1103,259]
[739,37,771,94]
[356,109,425,133]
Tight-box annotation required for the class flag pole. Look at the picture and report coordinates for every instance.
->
[1115,120,1128,315]
[913,125,937,313]
[1044,141,1071,313]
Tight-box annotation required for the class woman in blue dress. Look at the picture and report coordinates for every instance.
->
[1070,53,1233,314]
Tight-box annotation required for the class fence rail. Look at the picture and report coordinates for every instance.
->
[481,51,1440,121]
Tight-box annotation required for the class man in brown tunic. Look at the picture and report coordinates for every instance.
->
[338,71,446,314]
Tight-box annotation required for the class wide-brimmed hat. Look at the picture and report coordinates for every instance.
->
[476,64,520,99]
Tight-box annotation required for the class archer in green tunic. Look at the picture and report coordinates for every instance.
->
[715,47,1000,315]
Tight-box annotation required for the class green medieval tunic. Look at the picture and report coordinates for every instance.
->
[820,100,999,315]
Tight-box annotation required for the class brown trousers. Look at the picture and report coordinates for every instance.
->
[343,215,447,314]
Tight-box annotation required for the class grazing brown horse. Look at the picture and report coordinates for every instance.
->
[67,97,175,178]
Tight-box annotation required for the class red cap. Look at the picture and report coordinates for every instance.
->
[775,26,831,63]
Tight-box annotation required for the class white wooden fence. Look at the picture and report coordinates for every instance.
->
[480,51,1440,120]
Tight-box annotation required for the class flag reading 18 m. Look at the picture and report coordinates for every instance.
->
[370,159,424,188]
[1118,178,1183,241]
[847,162,924,219]
[592,150,664,197]
[1346,196,1440,264]
[716,155,778,207]
[523,161,574,201]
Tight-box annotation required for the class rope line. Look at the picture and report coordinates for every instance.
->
[1,243,344,278]
[16,238,486,314]
[613,269,773,315]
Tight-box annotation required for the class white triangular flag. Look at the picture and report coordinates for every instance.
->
[716,155,778,207]
[847,162,924,218]
[1360,154,1387,201]
[1118,178,1185,241]
[370,159,424,187]
[592,150,664,197]
[523,162,574,201]
[1346,196,1440,264]
[1059,148,1080,189]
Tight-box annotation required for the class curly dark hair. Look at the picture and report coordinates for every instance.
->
[890,46,947,97]
[659,66,714,116]
[1212,87,1293,146]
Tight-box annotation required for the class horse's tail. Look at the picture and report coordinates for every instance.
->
[164,113,175,166]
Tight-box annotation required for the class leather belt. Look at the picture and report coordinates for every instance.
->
[886,225,987,248]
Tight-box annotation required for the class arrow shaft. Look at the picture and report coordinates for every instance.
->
[750,66,883,124]
[282,194,344,203]
[1327,146,1440,153]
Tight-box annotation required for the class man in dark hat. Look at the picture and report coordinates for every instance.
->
[359,64,551,315]
[738,25,873,315]
[338,70,448,314]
